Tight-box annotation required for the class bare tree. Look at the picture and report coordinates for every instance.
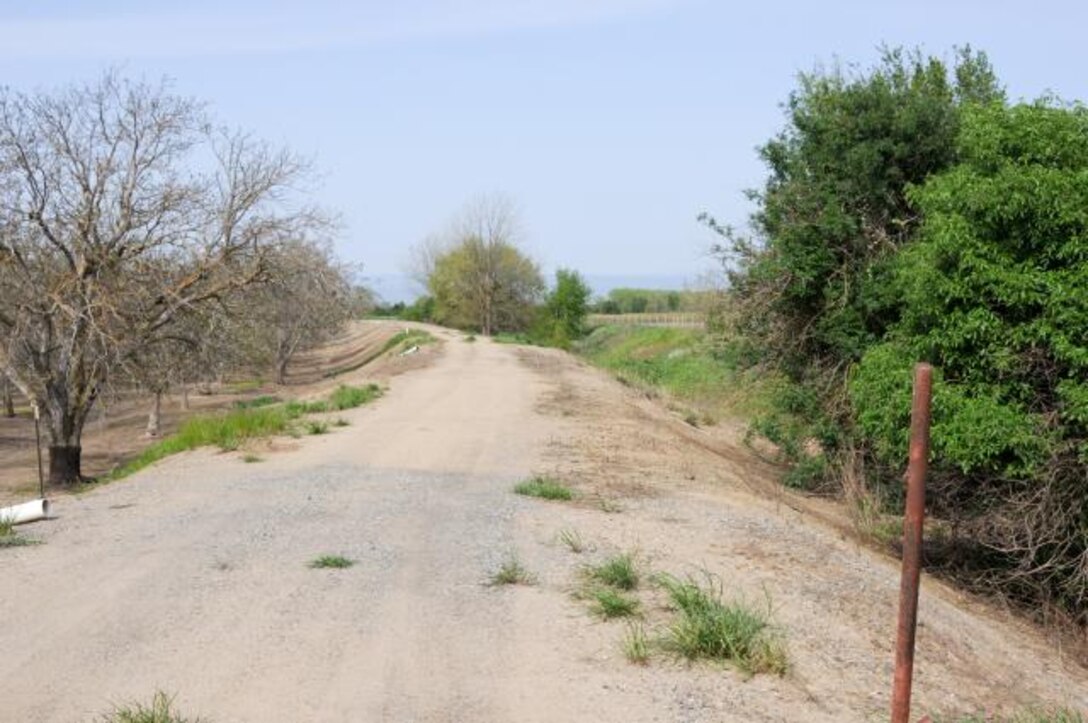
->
[0,74,321,484]
[235,237,357,385]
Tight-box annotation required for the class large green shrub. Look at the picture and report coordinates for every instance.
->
[852,101,1088,616]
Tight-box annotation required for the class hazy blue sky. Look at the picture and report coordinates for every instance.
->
[3,1,1087,292]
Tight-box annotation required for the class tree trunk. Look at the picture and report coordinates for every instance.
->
[180,385,190,411]
[2,380,13,418]
[276,357,289,385]
[146,391,162,437]
[48,445,82,486]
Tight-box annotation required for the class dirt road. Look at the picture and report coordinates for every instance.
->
[1,323,1085,722]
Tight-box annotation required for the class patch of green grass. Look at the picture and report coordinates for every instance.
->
[513,476,574,501]
[493,332,534,345]
[586,553,640,591]
[226,379,263,393]
[0,516,36,548]
[241,453,262,463]
[464,334,477,342]
[328,383,382,410]
[284,399,329,418]
[112,406,292,480]
[623,622,651,665]
[558,528,587,553]
[489,553,536,586]
[590,587,641,619]
[98,691,205,723]
[233,395,281,410]
[333,417,350,427]
[934,710,1086,723]
[382,329,436,354]
[576,325,778,422]
[656,573,787,676]
[304,420,330,435]
[309,555,354,569]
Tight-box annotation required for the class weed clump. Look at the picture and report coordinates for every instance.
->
[513,476,574,501]
[590,588,640,619]
[489,553,536,586]
[656,573,787,675]
[623,623,651,664]
[309,555,354,569]
[99,691,205,723]
[586,553,639,591]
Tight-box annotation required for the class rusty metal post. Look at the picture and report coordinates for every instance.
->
[891,363,932,723]
[32,402,45,499]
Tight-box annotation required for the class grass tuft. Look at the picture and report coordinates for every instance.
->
[558,528,587,553]
[586,553,639,591]
[464,334,477,342]
[333,418,350,427]
[309,555,354,569]
[656,573,787,675]
[382,329,436,354]
[233,395,281,410]
[489,552,537,586]
[513,476,574,501]
[98,691,205,723]
[304,420,330,435]
[0,516,36,548]
[590,587,641,619]
[623,622,651,665]
[328,383,383,410]
[241,453,262,463]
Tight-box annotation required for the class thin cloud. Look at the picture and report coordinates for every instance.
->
[0,0,688,58]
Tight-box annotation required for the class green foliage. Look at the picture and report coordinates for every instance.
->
[589,588,641,619]
[328,383,383,410]
[233,395,281,410]
[309,555,354,569]
[586,553,639,591]
[381,329,435,354]
[98,692,206,723]
[720,46,1003,367]
[428,237,544,334]
[656,573,788,675]
[539,268,592,347]
[489,553,536,586]
[577,325,776,423]
[622,622,651,664]
[594,288,704,314]
[513,476,574,501]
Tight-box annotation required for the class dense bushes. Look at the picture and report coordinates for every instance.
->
[718,47,1087,623]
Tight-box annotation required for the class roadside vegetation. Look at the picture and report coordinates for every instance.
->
[309,555,354,569]
[109,384,381,481]
[513,476,575,501]
[656,573,788,675]
[0,515,37,549]
[489,552,536,586]
[98,692,206,723]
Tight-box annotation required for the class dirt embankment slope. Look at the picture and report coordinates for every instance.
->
[0,326,1083,722]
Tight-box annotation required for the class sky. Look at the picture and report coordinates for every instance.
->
[3,0,1087,299]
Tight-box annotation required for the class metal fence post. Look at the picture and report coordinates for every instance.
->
[891,362,932,723]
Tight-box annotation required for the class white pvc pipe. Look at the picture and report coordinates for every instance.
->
[0,499,50,525]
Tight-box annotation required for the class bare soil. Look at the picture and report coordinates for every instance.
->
[0,324,1084,722]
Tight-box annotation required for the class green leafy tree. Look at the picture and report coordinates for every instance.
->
[716,46,1003,369]
[542,268,592,345]
[428,237,543,334]
[851,101,1088,616]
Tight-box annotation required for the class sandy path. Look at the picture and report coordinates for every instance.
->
[0,326,1085,722]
